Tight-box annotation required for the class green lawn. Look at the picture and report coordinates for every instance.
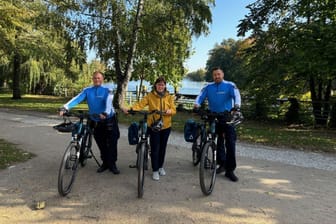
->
[0,139,35,169]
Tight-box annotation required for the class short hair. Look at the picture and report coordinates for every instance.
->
[93,71,103,77]
[154,76,166,85]
[211,67,223,73]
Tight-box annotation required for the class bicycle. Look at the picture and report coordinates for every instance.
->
[128,109,164,198]
[193,109,243,195]
[54,110,101,196]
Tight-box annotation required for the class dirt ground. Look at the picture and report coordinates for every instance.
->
[0,109,335,224]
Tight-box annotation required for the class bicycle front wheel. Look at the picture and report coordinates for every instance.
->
[199,141,217,196]
[137,142,146,198]
[80,132,92,167]
[58,143,79,196]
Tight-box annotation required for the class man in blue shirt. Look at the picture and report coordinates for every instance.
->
[59,71,120,174]
[194,67,241,182]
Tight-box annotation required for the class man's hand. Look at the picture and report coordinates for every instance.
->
[58,107,68,116]
[193,104,200,113]
[99,113,107,120]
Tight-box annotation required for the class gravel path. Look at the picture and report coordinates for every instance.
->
[0,108,335,224]
[168,128,336,172]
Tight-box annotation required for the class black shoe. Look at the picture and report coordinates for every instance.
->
[225,171,238,182]
[216,165,226,174]
[110,165,120,175]
[97,165,108,173]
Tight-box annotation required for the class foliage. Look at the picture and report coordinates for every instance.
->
[205,38,249,86]
[237,0,336,127]
[53,0,214,108]
[0,0,88,98]
[186,68,207,81]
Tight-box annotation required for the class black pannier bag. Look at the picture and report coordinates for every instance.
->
[128,122,139,145]
[184,119,198,142]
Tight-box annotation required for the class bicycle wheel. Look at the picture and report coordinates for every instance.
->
[80,132,92,167]
[58,143,79,196]
[137,142,146,198]
[192,134,202,166]
[199,141,217,196]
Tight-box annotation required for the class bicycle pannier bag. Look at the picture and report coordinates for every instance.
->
[128,122,139,145]
[184,119,198,142]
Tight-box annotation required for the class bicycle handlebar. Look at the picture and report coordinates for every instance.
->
[61,110,100,120]
[127,109,166,116]
[193,108,243,127]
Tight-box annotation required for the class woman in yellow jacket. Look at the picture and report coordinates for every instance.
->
[122,77,176,181]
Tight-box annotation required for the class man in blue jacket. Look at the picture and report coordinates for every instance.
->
[194,67,241,182]
[59,71,120,174]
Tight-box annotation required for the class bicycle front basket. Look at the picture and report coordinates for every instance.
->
[53,122,75,133]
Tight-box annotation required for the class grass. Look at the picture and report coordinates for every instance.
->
[0,93,88,113]
[0,93,335,170]
[0,139,35,169]
[119,112,336,153]
[236,120,336,153]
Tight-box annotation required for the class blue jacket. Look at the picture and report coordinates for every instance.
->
[195,80,241,112]
[63,85,115,121]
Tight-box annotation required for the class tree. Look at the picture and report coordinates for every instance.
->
[186,68,206,81]
[0,0,83,98]
[237,0,336,126]
[61,0,214,108]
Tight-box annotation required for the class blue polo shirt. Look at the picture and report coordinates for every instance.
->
[63,85,115,121]
[195,80,241,112]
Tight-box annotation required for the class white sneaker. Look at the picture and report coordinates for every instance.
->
[152,171,159,181]
[159,168,166,176]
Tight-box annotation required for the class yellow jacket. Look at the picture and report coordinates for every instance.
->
[131,90,176,129]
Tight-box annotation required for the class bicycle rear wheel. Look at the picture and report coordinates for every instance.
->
[199,141,217,196]
[137,142,146,198]
[80,132,92,167]
[58,143,79,196]
[192,134,202,166]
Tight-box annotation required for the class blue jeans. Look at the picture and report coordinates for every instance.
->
[148,127,171,172]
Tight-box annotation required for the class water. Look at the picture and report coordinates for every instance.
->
[104,78,207,96]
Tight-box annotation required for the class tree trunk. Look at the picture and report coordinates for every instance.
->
[329,102,336,128]
[309,75,331,127]
[12,52,21,99]
[113,0,144,109]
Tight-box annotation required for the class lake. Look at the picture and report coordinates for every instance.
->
[104,79,207,96]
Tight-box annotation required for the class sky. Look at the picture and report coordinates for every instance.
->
[185,0,255,72]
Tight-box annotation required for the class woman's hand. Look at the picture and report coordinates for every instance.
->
[121,107,129,114]
[165,109,172,115]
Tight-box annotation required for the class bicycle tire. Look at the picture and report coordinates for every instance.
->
[199,141,217,196]
[137,142,146,198]
[80,131,92,167]
[58,143,79,196]
[192,134,202,166]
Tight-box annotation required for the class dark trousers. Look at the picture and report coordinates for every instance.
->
[216,122,237,172]
[93,116,120,168]
[149,127,171,172]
